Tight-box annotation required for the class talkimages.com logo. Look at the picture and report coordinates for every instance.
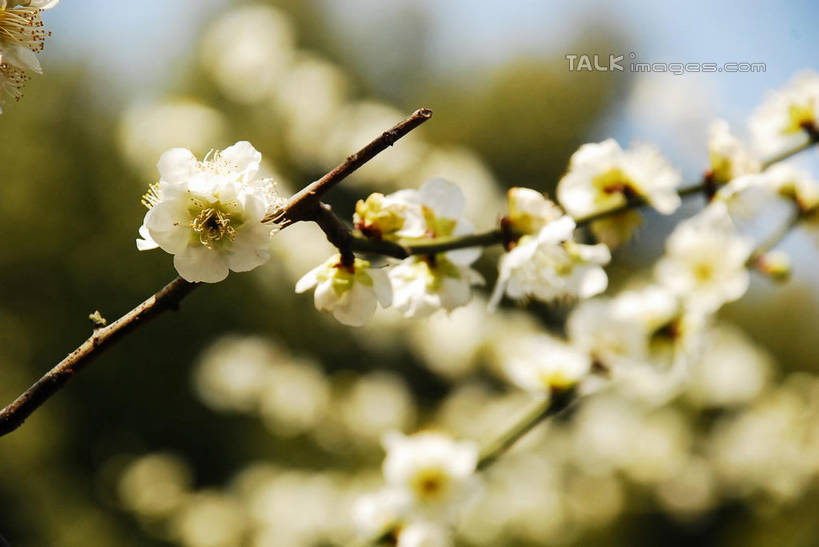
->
[565,52,766,74]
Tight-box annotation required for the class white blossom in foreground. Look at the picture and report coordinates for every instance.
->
[489,216,610,309]
[708,119,760,183]
[136,142,284,283]
[295,255,392,327]
[389,256,484,319]
[749,70,819,156]
[655,203,753,313]
[504,187,563,235]
[0,0,58,112]
[502,333,591,392]
[386,179,484,318]
[354,191,424,241]
[382,431,479,520]
[557,139,682,219]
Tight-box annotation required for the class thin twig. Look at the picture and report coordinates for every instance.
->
[477,388,577,470]
[264,108,433,226]
[0,109,434,439]
[0,277,198,437]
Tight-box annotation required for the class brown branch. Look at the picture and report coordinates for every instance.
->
[0,108,434,438]
[0,277,198,437]
[264,108,433,226]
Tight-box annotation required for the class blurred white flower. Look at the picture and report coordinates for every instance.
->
[502,333,590,392]
[137,142,284,283]
[296,255,392,327]
[118,453,192,519]
[655,203,752,313]
[194,336,278,413]
[504,187,563,236]
[749,70,819,156]
[707,119,760,183]
[766,163,819,213]
[408,298,488,379]
[274,53,350,167]
[686,324,771,408]
[489,216,610,309]
[352,488,406,540]
[118,99,228,176]
[201,5,295,104]
[172,491,248,547]
[340,372,417,444]
[397,521,452,547]
[557,139,682,219]
[259,357,331,437]
[655,456,716,519]
[0,0,57,112]
[382,431,479,520]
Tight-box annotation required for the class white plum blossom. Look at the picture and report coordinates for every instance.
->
[354,191,425,241]
[655,203,753,314]
[489,215,611,309]
[295,255,392,327]
[397,521,453,547]
[382,431,479,519]
[749,70,819,156]
[0,0,58,111]
[557,139,682,219]
[766,163,819,213]
[707,119,760,183]
[502,333,591,392]
[352,488,407,540]
[386,179,484,318]
[504,187,563,235]
[389,256,484,319]
[136,142,284,283]
[568,285,706,386]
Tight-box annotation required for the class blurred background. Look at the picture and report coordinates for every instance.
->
[2,1,819,545]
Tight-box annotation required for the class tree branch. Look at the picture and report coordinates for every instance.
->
[0,108,434,438]
[264,108,433,226]
[0,277,198,437]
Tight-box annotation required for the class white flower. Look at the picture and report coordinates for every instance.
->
[397,521,453,547]
[749,70,819,156]
[489,216,610,309]
[766,163,819,213]
[505,187,563,235]
[502,333,591,392]
[655,203,753,313]
[382,431,478,519]
[0,0,57,111]
[708,119,760,183]
[354,191,425,241]
[386,179,484,318]
[389,256,484,319]
[295,255,392,327]
[136,141,284,283]
[557,139,682,219]
[352,488,407,540]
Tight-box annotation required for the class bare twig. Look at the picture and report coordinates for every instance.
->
[0,108,434,438]
[0,277,198,437]
[264,108,433,226]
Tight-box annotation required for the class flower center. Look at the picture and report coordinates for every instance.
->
[0,7,49,53]
[191,207,236,249]
[411,468,449,501]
